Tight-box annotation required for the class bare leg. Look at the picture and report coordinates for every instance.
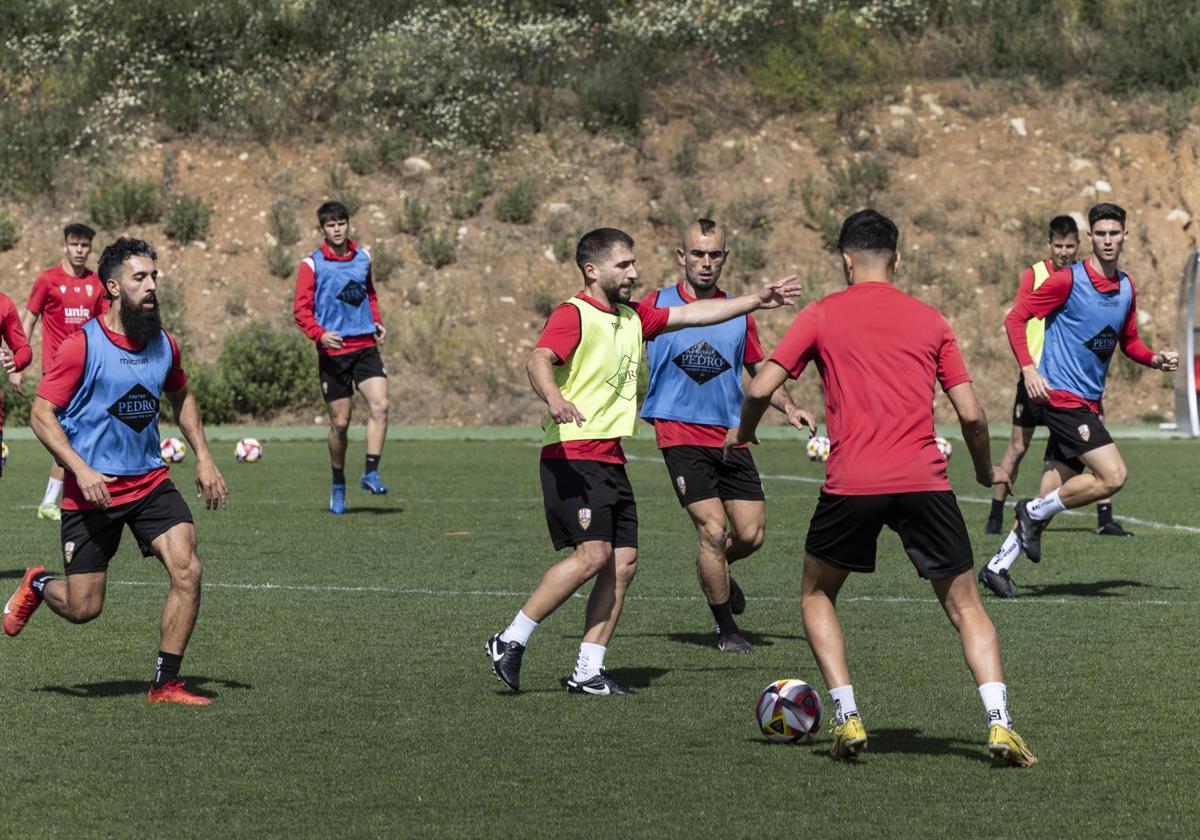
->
[151,522,204,655]
[800,553,853,689]
[993,425,1034,503]
[326,397,351,472]
[932,570,1003,686]
[723,499,766,563]
[520,540,612,623]
[582,546,638,646]
[40,571,106,624]
[356,376,389,459]
[684,498,733,604]
[1054,444,1126,509]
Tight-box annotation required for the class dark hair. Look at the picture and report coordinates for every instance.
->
[1088,202,1126,229]
[98,237,157,286]
[575,228,634,275]
[317,201,350,227]
[63,223,95,242]
[697,218,718,236]
[1047,215,1078,239]
[837,209,898,254]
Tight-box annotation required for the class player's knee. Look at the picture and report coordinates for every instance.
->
[615,555,638,587]
[66,598,103,624]
[369,398,390,421]
[1100,468,1127,496]
[731,525,765,555]
[171,554,204,596]
[330,417,351,437]
[697,522,727,554]
[574,543,612,577]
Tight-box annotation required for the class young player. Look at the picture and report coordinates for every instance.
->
[641,219,812,654]
[293,201,390,514]
[984,215,1131,538]
[3,238,229,705]
[979,203,1178,598]
[1,291,33,478]
[486,228,801,696]
[728,210,1036,766]
[9,224,105,520]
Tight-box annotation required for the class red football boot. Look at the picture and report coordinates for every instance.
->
[3,565,47,637]
[147,680,212,706]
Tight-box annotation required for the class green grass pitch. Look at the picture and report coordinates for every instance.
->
[1,433,1198,838]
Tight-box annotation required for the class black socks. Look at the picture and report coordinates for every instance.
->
[154,651,183,687]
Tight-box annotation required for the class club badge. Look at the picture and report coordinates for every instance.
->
[64,541,75,565]
[675,476,686,496]
[1015,404,1023,419]
[1077,424,1090,442]
[577,507,592,530]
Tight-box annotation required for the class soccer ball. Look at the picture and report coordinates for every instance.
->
[935,436,953,460]
[756,679,823,743]
[235,438,263,463]
[805,435,831,463]
[160,437,187,463]
[1,441,8,466]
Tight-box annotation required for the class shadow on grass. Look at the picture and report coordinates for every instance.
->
[36,675,252,700]
[339,506,405,516]
[626,630,806,649]
[0,568,28,580]
[1022,578,1159,598]
[550,667,670,692]
[748,727,992,764]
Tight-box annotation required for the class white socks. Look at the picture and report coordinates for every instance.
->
[573,642,606,681]
[828,684,859,724]
[41,478,63,508]
[978,682,1012,730]
[987,531,1021,573]
[500,610,538,646]
[1028,489,1065,521]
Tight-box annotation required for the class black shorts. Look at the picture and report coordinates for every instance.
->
[1041,404,1113,473]
[318,345,387,403]
[1011,376,1044,428]
[59,480,194,576]
[662,445,765,507]
[804,490,973,580]
[540,459,638,551]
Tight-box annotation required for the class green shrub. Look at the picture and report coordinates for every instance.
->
[736,236,768,275]
[376,131,412,172]
[724,197,770,232]
[267,245,295,279]
[326,165,361,216]
[575,53,646,138]
[371,243,401,283]
[395,196,430,235]
[417,230,457,269]
[345,143,378,176]
[183,363,235,425]
[670,137,699,178]
[800,174,842,252]
[830,156,890,207]
[1,378,34,426]
[164,195,212,243]
[449,190,484,220]
[88,176,163,229]
[219,324,313,418]
[495,180,536,225]
[269,201,302,246]
[0,212,19,251]
[448,161,493,219]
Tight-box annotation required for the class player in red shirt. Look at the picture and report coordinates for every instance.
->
[9,223,106,521]
[1,291,34,477]
[3,237,229,706]
[728,210,1036,766]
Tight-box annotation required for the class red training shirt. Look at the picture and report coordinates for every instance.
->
[640,282,765,448]
[26,265,105,370]
[36,317,186,510]
[293,239,382,356]
[536,292,671,463]
[768,282,971,495]
[1,292,33,428]
[1005,259,1153,412]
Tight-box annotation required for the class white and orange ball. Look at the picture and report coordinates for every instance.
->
[756,679,823,743]
[160,437,187,463]
[805,435,831,463]
[235,438,263,463]
[935,436,953,460]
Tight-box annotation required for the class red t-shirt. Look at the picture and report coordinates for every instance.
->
[768,282,971,495]
[1005,259,1153,412]
[36,318,187,510]
[26,265,105,370]
[1,293,33,428]
[640,283,765,448]
[536,292,671,463]
[292,239,382,356]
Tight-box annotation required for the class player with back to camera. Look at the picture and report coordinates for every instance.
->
[727,210,1036,766]
[980,203,1178,597]
[3,237,229,705]
[486,228,802,696]
[0,289,33,479]
[640,218,813,654]
[293,201,390,515]
[7,223,106,522]
[983,214,1131,542]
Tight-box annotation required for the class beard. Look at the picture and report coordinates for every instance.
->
[119,291,163,345]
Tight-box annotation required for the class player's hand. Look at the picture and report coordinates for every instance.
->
[76,466,116,509]
[194,457,229,511]
[1021,365,1050,403]
[319,331,345,350]
[984,465,1013,494]
[722,425,758,461]
[785,406,817,434]
[0,348,13,373]
[1154,350,1179,371]
[548,397,586,427]
[754,275,803,310]
[374,322,387,344]
[6,370,21,390]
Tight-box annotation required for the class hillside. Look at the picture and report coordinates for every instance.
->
[1,76,1195,428]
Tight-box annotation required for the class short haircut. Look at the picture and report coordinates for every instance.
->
[98,237,157,286]
[63,223,95,242]
[1088,202,1126,229]
[696,218,718,236]
[837,209,898,255]
[1047,215,1078,239]
[317,201,350,227]
[575,228,634,275]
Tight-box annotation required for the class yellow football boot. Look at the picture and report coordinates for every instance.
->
[988,724,1038,767]
[830,715,868,760]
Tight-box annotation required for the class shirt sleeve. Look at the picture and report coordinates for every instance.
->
[164,331,188,392]
[633,296,671,341]
[743,313,765,365]
[2,299,32,371]
[767,303,820,379]
[535,303,582,363]
[25,274,48,315]
[1005,267,1073,367]
[365,262,382,325]
[936,317,972,390]
[1118,283,1155,365]
[34,332,87,408]
[293,259,324,342]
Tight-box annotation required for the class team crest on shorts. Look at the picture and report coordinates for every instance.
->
[64,541,75,565]
[1015,404,1024,419]
[577,507,592,530]
[675,476,687,496]
[1077,424,1090,442]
